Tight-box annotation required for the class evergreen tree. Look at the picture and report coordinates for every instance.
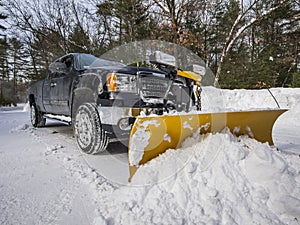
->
[97,0,153,47]
[0,0,9,105]
[248,0,300,87]
[28,28,66,81]
[210,0,240,75]
[9,38,30,86]
[68,24,91,53]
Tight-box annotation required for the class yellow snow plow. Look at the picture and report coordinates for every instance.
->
[128,109,287,180]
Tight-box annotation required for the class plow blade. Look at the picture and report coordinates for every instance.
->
[128,109,287,180]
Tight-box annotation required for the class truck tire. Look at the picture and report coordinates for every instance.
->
[30,103,46,127]
[74,103,108,154]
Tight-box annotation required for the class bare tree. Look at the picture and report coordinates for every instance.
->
[150,0,205,43]
[5,0,97,81]
[5,0,94,55]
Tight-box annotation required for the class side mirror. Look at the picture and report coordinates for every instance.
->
[49,62,68,74]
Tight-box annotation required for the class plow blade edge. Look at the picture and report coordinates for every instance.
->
[128,109,287,180]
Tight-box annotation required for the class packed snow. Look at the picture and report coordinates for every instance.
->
[0,87,300,225]
[129,119,160,166]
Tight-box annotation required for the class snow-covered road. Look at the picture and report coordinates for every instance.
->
[0,109,104,224]
[0,87,300,225]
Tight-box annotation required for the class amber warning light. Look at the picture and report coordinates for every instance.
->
[107,73,117,92]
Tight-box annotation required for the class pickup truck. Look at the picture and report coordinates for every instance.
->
[28,52,204,154]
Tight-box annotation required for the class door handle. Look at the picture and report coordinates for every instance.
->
[50,82,56,87]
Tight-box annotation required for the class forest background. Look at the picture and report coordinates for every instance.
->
[0,0,299,105]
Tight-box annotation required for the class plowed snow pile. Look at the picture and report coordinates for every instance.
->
[97,133,300,224]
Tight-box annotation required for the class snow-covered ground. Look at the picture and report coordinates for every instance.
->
[0,87,299,225]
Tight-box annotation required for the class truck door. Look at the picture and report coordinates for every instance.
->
[42,67,56,113]
[42,56,73,115]
[42,72,52,112]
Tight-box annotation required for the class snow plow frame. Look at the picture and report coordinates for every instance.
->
[128,109,287,180]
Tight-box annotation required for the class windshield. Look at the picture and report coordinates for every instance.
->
[77,54,98,70]
[91,58,125,68]
[77,54,124,70]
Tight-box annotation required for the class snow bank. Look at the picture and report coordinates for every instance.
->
[0,103,27,112]
[96,131,300,225]
[202,87,300,111]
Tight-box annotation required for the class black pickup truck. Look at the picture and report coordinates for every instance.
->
[28,52,204,154]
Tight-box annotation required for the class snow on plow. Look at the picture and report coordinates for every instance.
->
[128,109,287,180]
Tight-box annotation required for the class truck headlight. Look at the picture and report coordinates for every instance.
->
[107,73,137,93]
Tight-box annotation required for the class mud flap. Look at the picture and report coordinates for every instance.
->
[128,109,287,180]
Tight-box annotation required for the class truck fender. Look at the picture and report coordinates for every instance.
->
[28,94,43,113]
[71,87,97,124]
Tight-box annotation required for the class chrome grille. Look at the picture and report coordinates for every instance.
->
[139,77,169,98]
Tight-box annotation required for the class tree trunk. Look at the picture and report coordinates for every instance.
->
[213,3,283,87]
[214,51,225,87]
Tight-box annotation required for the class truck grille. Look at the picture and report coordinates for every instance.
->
[140,77,169,99]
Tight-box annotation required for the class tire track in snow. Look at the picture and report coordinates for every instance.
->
[23,123,118,224]
[7,125,81,224]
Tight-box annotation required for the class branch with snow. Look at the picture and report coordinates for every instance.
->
[214,0,291,87]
